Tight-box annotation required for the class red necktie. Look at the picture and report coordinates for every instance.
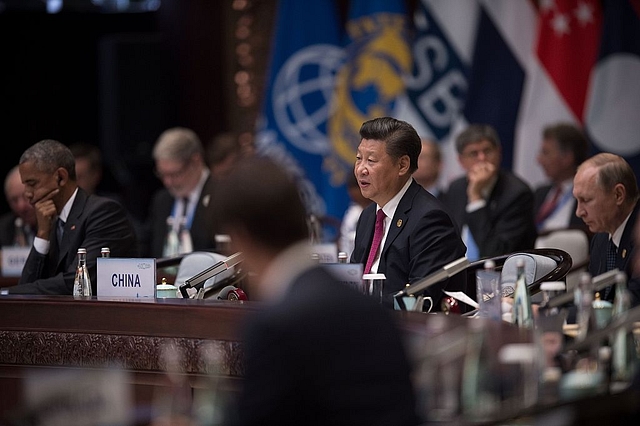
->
[364,209,386,274]
[536,186,562,226]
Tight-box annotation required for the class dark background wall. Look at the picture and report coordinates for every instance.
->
[0,1,230,222]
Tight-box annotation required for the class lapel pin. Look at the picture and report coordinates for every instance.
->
[70,225,76,231]
[396,219,402,228]
[203,194,210,207]
[622,249,627,259]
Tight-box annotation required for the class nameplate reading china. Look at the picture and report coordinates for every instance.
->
[2,246,30,277]
[97,258,156,298]
[324,263,364,292]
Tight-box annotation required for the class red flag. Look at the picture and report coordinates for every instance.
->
[536,0,602,122]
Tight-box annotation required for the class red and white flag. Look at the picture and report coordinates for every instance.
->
[536,0,602,123]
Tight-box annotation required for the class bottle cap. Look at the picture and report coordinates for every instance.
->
[77,248,87,254]
[540,281,566,292]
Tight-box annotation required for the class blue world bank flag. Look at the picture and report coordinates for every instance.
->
[254,0,349,238]
[328,0,412,172]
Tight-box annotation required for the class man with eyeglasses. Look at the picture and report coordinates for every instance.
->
[143,127,219,258]
[441,124,536,261]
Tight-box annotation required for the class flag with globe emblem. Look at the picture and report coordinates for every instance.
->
[254,0,349,238]
[328,0,413,174]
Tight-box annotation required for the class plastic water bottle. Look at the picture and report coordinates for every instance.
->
[178,217,193,254]
[163,216,180,257]
[512,258,533,329]
[13,217,28,247]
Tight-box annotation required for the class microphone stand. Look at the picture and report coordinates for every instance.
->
[543,269,620,310]
[393,257,469,311]
[179,252,244,298]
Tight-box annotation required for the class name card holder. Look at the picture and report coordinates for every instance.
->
[97,258,156,298]
[2,246,30,277]
[323,262,364,293]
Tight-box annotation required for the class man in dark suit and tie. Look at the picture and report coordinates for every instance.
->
[441,124,537,261]
[7,139,138,295]
[534,122,590,233]
[0,165,37,248]
[213,156,420,426]
[351,117,467,309]
[145,127,219,258]
[573,152,640,306]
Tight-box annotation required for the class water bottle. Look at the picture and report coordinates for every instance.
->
[101,247,111,258]
[610,272,635,385]
[13,217,28,247]
[512,258,534,329]
[163,216,180,257]
[178,217,193,254]
[73,248,92,298]
[575,272,597,341]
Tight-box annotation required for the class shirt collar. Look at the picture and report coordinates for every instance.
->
[611,210,632,247]
[59,188,78,223]
[379,177,413,218]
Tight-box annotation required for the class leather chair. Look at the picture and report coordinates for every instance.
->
[535,228,590,292]
[156,251,247,299]
[463,248,573,305]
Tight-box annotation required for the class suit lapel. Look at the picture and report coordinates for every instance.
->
[57,189,87,269]
[381,182,417,260]
[357,205,377,264]
[616,202,640,272]
[192,174,213,230]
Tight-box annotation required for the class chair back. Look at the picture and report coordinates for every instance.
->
[463,248,572,305]
[500,252,561,300]
[175,251,236,290]
[535,228,589,292]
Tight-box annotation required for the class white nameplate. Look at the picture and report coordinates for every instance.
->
[2,246,30,277]
[97,258,155,298]
[312,242,338,263]
[324,263,363,292]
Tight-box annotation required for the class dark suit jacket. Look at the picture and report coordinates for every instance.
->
[588,202,640,306]
[534,184,586,230]
[9,188,138,295]
[145,174,218,258]
[230,266,420,426]
[0,212,23,247]
[351,180,467,308]
[442,170,537,259]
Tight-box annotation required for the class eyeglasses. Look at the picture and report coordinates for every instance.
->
[154,160,191,181]
[461,146,497,160]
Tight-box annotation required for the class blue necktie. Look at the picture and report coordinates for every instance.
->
[606,239,617,272]
[57,218,65,246]
[603,239,617,300]
[464,226,480,261]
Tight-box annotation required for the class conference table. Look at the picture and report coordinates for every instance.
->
[1,295,638,425]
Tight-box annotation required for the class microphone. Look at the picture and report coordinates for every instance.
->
[544,269,620,309]
[393,257,469,310]
[179,252,244,298]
